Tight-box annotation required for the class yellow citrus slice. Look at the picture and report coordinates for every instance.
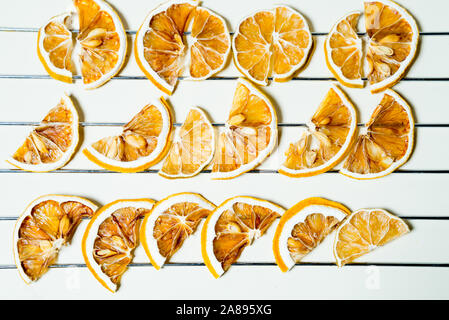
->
[273,197,350,272]
[211,78,278,179]
[232,6,313,86]
[83,98,173,173]
[334,208,409,266]
[365,0,419,93]
[279,85,357,178]
[202,196,284,278]
[82,199,155,292]
[37,13,74,83]
[7,95,79,173]
[340,89,414,179]
[135,0,231,95]
[140,193,215,269]
[324,12,363,88]
[13,195,97,284]
[159,107,214,178]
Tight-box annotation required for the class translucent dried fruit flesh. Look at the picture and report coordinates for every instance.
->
[335,209,409,266]
[233,6,312,83]
[161,109,213,176]
[17,200,94,281]
[213,202,280,271]
[42,16,73,72]
[287,213,340,262]
[154,202,211,261]
[93,207,149,284]
[74,0,122,85]
[12,99,75,165]
[343,93,411,175]
[91,104,162,162]
[212,81,273,174]
[283,87,353,171]
[365,1,416,86]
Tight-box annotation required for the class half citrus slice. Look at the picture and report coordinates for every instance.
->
[82,198,155,292]
[7,95,79,173]
[135,0,231,94]
[13,195,97,284]
[211,78,278,179]
[202,196,284,278]
[83,98,173,173]
[140,193,215,269]
[340,89,414,179]
[334,208,409,266]
[324,12,363,88]
[232,6,313,86]
[159,107,214,178]
[279,85,357,178]
[273,197,350,272]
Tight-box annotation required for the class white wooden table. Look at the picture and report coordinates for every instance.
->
[0,0,448,299]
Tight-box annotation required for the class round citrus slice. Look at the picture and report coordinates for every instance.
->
[365,0,419,93]
[273,197,350,272]
[211,78,278,179]
[83,98,173,173]
[279,85,357,178]
[82,199,155,292]
[37,13,74,83]
[324,12,363,88]
[334,208,409,266]
[140,193,215,269]
[7,95,79,173]
[74,0,127,89]
[202,196,284,278]
[159,107,214,178]
[13,195,97,284]
[135,0,231,95]
[340,89,414,179]
[232,6,313,86]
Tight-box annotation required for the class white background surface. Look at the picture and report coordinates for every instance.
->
[0,0,448,299]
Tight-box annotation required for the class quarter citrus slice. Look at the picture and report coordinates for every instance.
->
[232,6,313,86]
[334,208,409,266]
[159,107,214,178]
[202,196,284,278]
[140,193,215,269]
[279,85,357,178]
[340,89,414,179]
[7,95,79,173]
[273,197,350,272]
[135,0,231,95]
[13,195,97,283]
[211,78,278,179]
[83,98,173,173]
[82,199,155,292]
[365,0,419,93]
[324,12,363,88]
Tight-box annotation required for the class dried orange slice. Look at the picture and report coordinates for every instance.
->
[140,193,215,269]
[273,197,350,272]
[82,199,155,292]
[202,196,284,278]
[135,0,231,95]
[83,98,173,173]
[37,0,127,89]
[334,208,409,266]
[340,89,414,179]
[324,12,363,88]
[365,0,419,93]
[13,195,97,284]
[279,85,357,178]
[211,78,278,179]
[7,95,79,173]
[159,107,214,178]
[232,6,313,86]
